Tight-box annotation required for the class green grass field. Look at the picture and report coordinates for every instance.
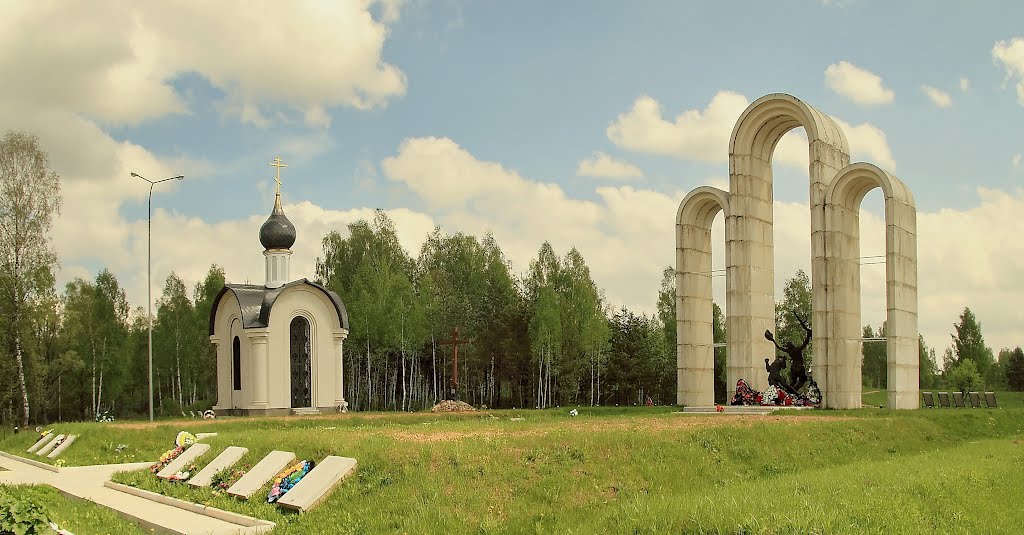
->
[2,399,1023,534]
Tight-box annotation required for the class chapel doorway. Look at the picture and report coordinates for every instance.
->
[289,316,312,407]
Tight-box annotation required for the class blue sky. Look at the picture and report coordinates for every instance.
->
[3,0,1023,354]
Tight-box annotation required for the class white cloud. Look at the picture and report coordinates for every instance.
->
[993,37,1024,105]
[576,152,644,179]
[959,78,971,92]
[0,1,406,126]
[832,117,896,170]
[380,137,604,268]
[0,0,407,314]
[606,91,751,163]
[921,85,953,108]
[825,61,895,105]
[375,0,404,23]
[607,91,895,170]
[1013,153,1022,168]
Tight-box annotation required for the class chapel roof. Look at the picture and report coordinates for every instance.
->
[208,278,350,335]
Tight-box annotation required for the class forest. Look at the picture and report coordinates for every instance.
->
[3,131,1024,425]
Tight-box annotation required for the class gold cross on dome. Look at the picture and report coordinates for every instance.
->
[269,156,287,195]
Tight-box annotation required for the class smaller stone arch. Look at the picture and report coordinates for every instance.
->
[823,162,918,409]
[676,186,730,407]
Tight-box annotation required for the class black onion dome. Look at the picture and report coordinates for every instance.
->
[259,194,296,250]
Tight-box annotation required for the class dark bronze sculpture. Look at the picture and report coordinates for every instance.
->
[764,355,799,396]
[765,312,812,392]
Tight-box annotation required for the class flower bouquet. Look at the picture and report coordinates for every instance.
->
[150,446,185,473]
[267,460,315,503]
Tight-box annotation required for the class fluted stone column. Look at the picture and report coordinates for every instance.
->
[333,330,348,409]
[248,330,270,409]
[210,335,226,409]
[885,190,919,409]
[726,153,774,393]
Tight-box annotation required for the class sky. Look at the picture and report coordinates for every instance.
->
[2,0,1023,358]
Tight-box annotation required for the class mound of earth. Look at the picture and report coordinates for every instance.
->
[430,400,478,413]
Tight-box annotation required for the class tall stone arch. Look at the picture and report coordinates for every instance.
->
[824,163,918,409]
[676,186,730,407]
[726,94,850,396]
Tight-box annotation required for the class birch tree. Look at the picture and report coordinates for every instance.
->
[0,131,61,425]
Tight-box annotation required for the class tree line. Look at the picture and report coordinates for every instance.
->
[3,131,1023,425]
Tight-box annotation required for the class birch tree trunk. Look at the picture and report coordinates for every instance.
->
[97,366,104,416]
[13,334,30,426]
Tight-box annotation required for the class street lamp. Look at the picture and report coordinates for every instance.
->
[131,172,184,422]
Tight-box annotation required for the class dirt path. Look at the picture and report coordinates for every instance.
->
[111,411,850,439]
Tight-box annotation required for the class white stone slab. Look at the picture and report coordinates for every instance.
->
[47,435,77,458]
[36,434,65,456]
[196,432,218,440]
[157,443,211,479]
[227,451,295,499]
[188,446,248,488]
[27,434,54,453]
[277,456,357,513]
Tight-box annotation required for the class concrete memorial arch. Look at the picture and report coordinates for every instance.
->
[676,93,919,409]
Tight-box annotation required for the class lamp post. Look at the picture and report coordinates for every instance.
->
[131,172,184,421]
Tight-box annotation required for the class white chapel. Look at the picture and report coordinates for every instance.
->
[209,158,350,416]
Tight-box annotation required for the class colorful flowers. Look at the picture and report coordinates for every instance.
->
[150,446,185,473]
[729,379,820,408]
[267,460,315,503]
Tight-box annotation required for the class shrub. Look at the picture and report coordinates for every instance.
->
[0,487,50,535]
[948,359,984,392]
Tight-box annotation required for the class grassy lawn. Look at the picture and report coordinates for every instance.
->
[1,406,1022,533]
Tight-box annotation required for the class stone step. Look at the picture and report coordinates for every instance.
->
[227,451,296,500]
[291,408,321,416]
[104,481,274,534]
[158,444,211,479]
[36,434,65,456]
[189,446,248,488]
[27,434,55,453]
[277,456,357,513]
[47,435,77,458]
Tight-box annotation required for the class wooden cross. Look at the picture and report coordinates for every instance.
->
[439,327,473,398]
[269,156,287,195]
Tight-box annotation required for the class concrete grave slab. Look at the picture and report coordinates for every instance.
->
[36,434,65,456]
[27,434,54,454]
[277,456,357,513]
[188,446,248,488]
[196,432,218,440]
[47,435,77,459]
[228,451,295,499]
[157,443,211,479]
